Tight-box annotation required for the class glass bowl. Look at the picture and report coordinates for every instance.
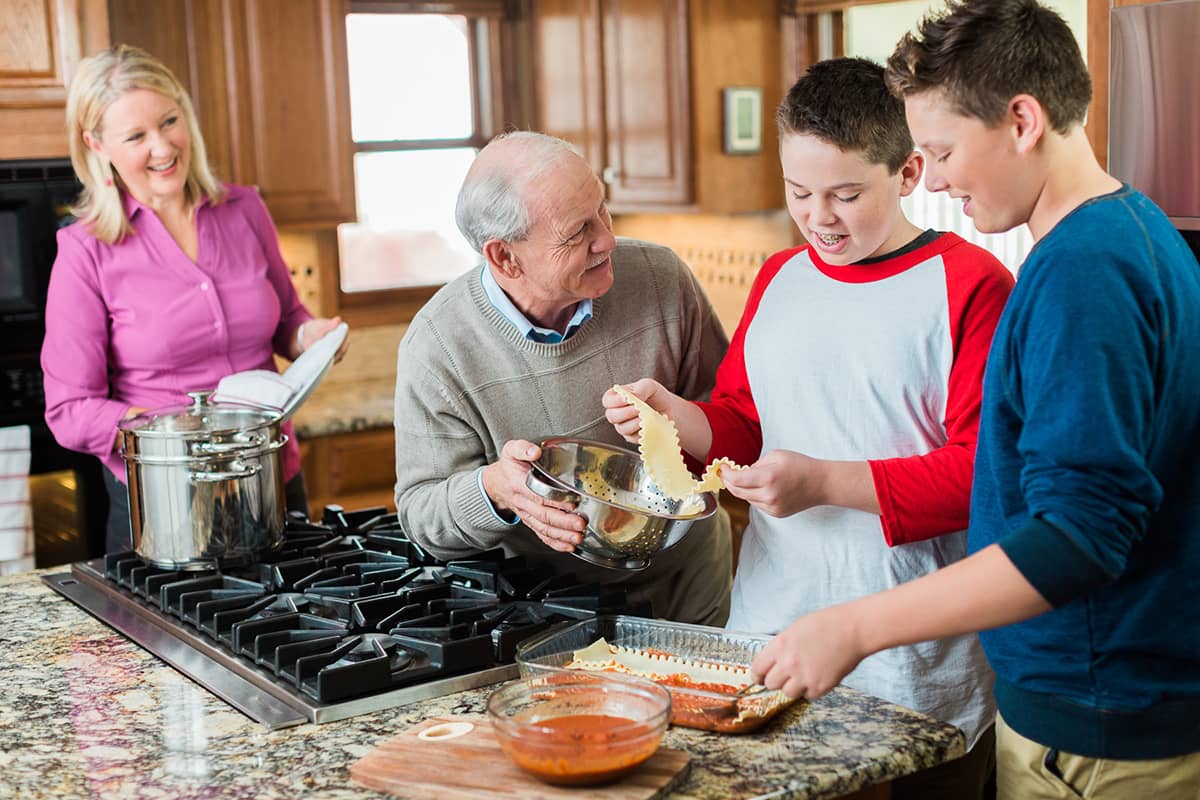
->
[486,673,672,786]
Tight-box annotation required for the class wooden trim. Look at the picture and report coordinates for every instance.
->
[479,15,507,135]
[782,0,912,11]
[1085,0,1109,169]
[79,0,110,64]
[352,136,488,151]
[829,10,845,57]
[498,0,536,130]
[336,284,440,326]
[531,0,606,174]
[349,0,504,14]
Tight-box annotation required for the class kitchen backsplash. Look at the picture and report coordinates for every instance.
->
[613,210,797,333]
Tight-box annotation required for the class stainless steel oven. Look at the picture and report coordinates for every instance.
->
[0,158,108,563]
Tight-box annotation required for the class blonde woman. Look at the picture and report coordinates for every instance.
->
[41,45,345,552]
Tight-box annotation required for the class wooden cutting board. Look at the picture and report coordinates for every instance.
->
[350,714,691,800]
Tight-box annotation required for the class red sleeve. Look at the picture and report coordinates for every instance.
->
[696,246,804,466]
[870,238,1014,546]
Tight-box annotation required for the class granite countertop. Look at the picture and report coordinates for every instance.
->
[291,377,394,439]
[0,570,965,800]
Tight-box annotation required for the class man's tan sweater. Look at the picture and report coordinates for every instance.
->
[392,239,732,625]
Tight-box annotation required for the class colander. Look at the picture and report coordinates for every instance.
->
[524,437,717,571]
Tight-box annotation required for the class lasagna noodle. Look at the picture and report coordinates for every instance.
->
[612,385,744,500]
[566,638,750,689]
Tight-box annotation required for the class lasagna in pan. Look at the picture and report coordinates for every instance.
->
[563,638,799,733]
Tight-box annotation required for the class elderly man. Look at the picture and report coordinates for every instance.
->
[392,131,732,625]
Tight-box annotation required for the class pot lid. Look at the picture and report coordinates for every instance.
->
[118,391,279,437]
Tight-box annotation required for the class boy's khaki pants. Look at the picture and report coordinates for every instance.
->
[997,713,1200,799]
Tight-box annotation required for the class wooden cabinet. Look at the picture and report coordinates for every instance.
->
[298,428,396,522]
[534,0,691,210]
[0,0,109,159]
[533,0,783,214]
[108,0,355,225]
[601,1,693,208]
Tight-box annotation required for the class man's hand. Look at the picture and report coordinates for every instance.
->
[481,439,586,552]
[750,605,868,700]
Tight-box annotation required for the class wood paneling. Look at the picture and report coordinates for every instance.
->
[299,427,397,520]
[532,0,605,176]
[689,0,783,214]
[0,0,56,75]
[0,0,108,159]
[534,0,692,209]
[109,0,354,224]
[107,0,237,178]
[534,0,783,213]
[601,0,692,207]
[1086,0,1109,169]
[235,0,355,223]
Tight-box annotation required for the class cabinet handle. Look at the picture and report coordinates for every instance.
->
[602,166,619,184]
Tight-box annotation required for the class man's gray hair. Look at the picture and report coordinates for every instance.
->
[455,131,581,251]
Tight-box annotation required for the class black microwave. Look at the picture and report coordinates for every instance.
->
[0,159,80,349]
[0,159,81,427]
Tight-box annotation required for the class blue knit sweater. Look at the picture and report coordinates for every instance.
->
[969,186,1200,759]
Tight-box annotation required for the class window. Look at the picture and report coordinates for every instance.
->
[338,4,510,298]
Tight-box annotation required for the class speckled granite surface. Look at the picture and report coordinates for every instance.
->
[0,570,964,800]
[291,377,394,439]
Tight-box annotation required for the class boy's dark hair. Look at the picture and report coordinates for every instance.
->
[776,57,913,174]
[885,0,1091,133]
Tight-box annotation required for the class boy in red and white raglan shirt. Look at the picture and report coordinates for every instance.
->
[604,58,1013,800]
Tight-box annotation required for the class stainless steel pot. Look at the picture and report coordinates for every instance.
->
[525,437,717,571]
[118,391,288,569]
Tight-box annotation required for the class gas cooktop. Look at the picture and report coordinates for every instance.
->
[43,506,647,728]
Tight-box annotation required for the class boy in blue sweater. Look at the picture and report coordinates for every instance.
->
[746,1,1200,796]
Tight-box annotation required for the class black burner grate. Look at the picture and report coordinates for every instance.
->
[94,506,648,704]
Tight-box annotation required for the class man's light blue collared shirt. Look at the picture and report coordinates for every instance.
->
[480,265,593,344]
[475,265,594,524]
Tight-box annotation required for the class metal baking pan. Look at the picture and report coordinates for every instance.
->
[515,615,797,733]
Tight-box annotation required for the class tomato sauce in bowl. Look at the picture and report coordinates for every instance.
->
[487,675,672,786]
[498,713,662,785]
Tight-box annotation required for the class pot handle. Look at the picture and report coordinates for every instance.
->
[193,431,268,455]
[525,467,581,505]
[190,460,262,482]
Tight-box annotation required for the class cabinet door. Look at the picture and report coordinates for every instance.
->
[533,0,691,210]
[108,0,236,182]
[0,0,108,159]
[225,0,355,225]
[601,0,691,209]
[532,0,606,177]
[108,0,352,225]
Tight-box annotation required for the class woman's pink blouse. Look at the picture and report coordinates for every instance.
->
[41,184,312,482]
